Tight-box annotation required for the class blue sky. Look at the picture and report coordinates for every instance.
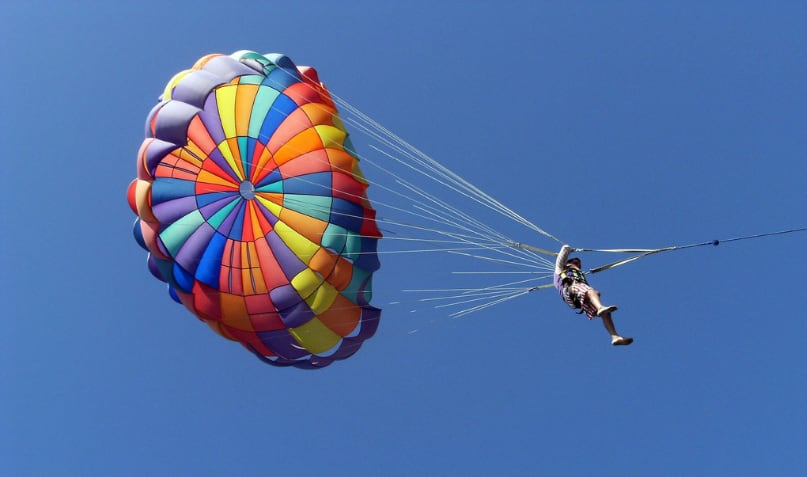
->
[2,1,806,476]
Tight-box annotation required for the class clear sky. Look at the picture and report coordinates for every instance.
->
[2,1,806,476]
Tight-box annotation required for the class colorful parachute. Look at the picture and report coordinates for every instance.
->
[127,51,382,368]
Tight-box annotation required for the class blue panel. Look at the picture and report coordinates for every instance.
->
[354,237,380,271]
[228,201,247,241]
[245,137,258,177]
[258,94,299,144]
[196,191,235,208]
[282,173,332,195]
[195,232,227,288]
[132,219,147,250]
[256,168,283,189]
[168,286,182,304]
[263,66,300,91]
[329,198,363,231]
[172,262,195,293]
[151,178,196,205]
[264,53,297,71]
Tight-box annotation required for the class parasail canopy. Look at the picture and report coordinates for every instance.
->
[128,51,382,368]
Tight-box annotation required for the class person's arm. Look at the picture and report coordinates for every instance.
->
[554,244,573,276]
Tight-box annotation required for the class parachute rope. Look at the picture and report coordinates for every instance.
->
[577,227,807,275]
[248,61,806,320]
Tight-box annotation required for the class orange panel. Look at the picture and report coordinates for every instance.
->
[278,207,328,244]
[224,137,245,179]
[310,248,354,291]
[265,107,314,154]
[272,129,322,165]
[316,294,360,337]
[251,144,275,183]
[219,293,254,331]
[234,84,259,137]
[300,103,337,128]
[325,148,360,176]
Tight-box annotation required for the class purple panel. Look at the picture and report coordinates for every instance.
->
[307,355,338,368]
[270,285,313,327]
[201,55,257,81]
[171,70,223,108]
[152,196,198,224]
[144,138,180,174]
[198,194,238,221]
[216,200,243,238]
[153,101,201,146]
[255,201,279,227]
[199,94,225,145]
[266,231,306,277]
[326,340,362,361]
[147,255,165,281]
[205,147,240,183]
[144,102,163,138]
[355,306,381,339]
[256,329,310,360]
[240,58,266,74]
[175,222,216,273]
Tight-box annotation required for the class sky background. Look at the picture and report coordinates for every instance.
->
[2,1,806,476]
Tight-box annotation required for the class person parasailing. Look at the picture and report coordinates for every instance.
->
[554,245,633,346]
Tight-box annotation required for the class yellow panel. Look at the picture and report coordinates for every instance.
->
[177,145,204,168]
[289,318,341,354]
[163,70,192,100]
[215,84,239,138]
[274,221,320,263]
[290,268,322,298]
[256,194,283,216]
[217,139,245,181]
[135,180,157,222]
[315,125,347,148]
[304,281,338,315]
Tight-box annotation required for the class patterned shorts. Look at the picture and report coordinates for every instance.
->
[563,282,598,319]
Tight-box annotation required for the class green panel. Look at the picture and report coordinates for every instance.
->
[283,194,332,222]
[206,198,240,230]
[160,209,206,256]
[321,223,347,253]
[248,86,281,138]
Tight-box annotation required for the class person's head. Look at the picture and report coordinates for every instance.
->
[566,257,582,269]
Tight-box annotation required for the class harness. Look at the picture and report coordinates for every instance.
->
[560,267,588,286]
[560,266,588,311]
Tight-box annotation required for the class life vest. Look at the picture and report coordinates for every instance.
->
[560,266,588,312]
[560,267,587,285]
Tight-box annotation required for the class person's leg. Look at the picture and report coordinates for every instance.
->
[600,311,633,345]
[585,289,617,316]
